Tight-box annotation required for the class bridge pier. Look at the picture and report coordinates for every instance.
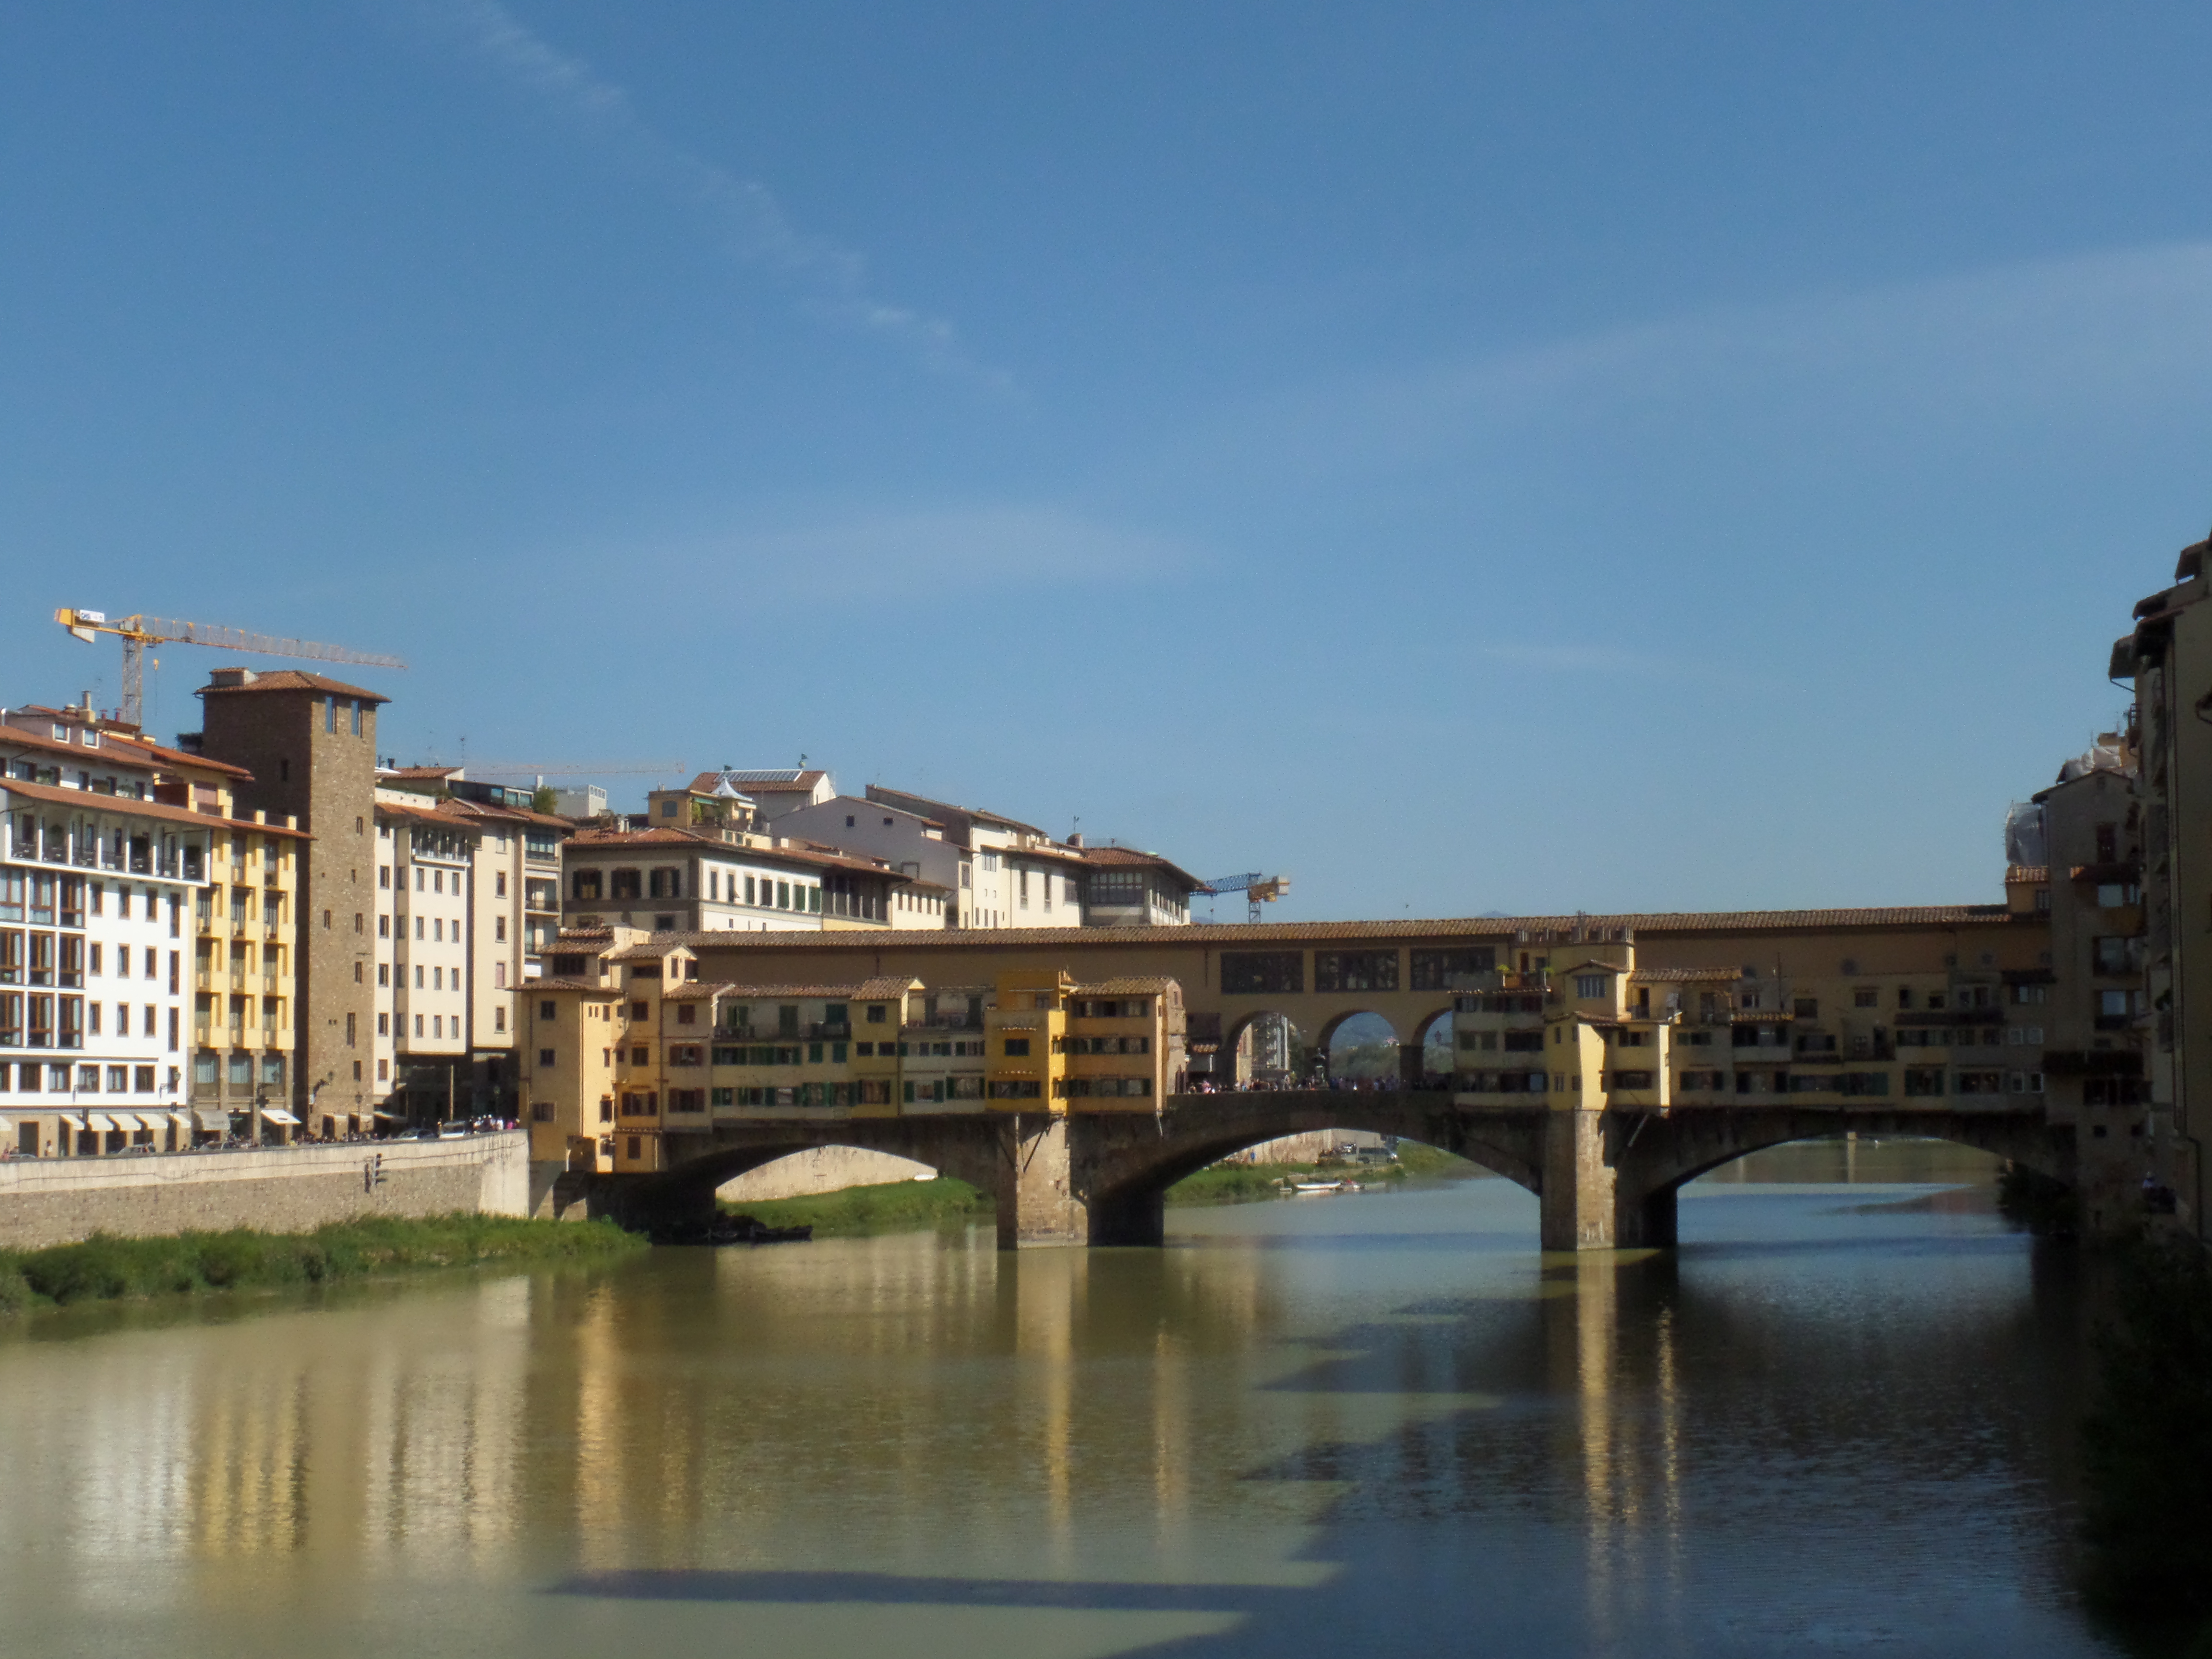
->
[1539,1110,1676,1251]
[996,1114,1089,1249]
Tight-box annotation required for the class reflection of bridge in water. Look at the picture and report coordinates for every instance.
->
[606,1089,2068,1250]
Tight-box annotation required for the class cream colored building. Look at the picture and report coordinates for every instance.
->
[0,701,302,1151]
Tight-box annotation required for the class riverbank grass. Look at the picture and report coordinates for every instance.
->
[721,1177,992,1237]
[0,1214,645,1313]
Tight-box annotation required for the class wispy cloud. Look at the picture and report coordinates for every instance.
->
[412,0,1008,389]
[1170,241,2212,485]
[645,505,1198,593]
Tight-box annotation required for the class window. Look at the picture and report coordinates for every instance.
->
[494,1006,507,1033]
[2093,937,2141,975]
[1220,951,1303,995]
[1409,948,1497,990]
[2013,983,2048,1005]
[1003,1037,1031,1057]
[1574,974,1608,999]
[1314,950,1399,993]
[1852,988,1877,1008]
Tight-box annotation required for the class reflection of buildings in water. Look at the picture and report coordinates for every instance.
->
[359,1277,530,1565]
[1014,1250,1084,1560]
[1545,1256,1685,1646]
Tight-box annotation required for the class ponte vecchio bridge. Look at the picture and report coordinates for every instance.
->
[587,904,2084,1250]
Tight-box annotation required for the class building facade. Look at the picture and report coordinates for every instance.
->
[0,702,302,1153]
[189,669,385,1125]
[518,941,1185,1174]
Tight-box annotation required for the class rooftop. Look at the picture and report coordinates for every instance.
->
[196,669,392,704]
[652,904,2022,951]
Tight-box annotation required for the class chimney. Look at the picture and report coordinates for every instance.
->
[207,668,257,689]
[1067,832,1085,849]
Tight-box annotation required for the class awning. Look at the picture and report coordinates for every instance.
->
[167,1112,194,1132]
[193,1109,228,1132]
[261,1108,300,1126]
[84,1114,115,1133]
[111,1113,145,1133]
[372,1110,404,1122]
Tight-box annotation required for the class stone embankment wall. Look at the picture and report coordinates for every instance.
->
[0,1132,529,1251]
[1223,1130,1387,1166]
[717,1147,935,1202]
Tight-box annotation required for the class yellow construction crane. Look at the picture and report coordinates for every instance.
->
[55,608,406,730]
[1199,872,1291,924]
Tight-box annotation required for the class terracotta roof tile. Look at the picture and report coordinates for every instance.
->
[1070,977,1181,996]
[195,669,392,703]
[2005,865,2050,884]
[658,906,2020,950]
[687,769,827,795]
[668,976,919,1001]
[1082,846,1205,889]
[0,777,313,838]
[0,721,254,780]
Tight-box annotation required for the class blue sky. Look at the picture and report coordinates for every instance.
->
[3,2,2209,920]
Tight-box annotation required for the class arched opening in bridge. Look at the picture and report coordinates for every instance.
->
[1322,1011,1402,1086]
[1684,1134,2008,1192]
[1209,1011,1309,1088]
[713,1146,937,1206]
[1414,1008,1456,1088]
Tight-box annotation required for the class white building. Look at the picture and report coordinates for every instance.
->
[0,706,289,1154]
[779,787,1201,930]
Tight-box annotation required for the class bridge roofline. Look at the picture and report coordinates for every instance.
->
[668,905,2020,952]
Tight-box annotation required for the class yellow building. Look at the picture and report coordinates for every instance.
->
[1455,929,2047,1115]
[521,953,622,1173]
[1061,977,1186,1109]
[193,809,307,1138]
[985,969,1068,1106]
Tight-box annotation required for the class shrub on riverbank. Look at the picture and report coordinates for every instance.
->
[0,1214,644,1312]
[2081,1232,2212,1636]
[721,1177,992,1237]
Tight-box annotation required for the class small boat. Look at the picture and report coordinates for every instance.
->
[1292,1179,1346,1194]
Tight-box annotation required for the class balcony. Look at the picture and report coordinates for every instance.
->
[809,1021,851,1040]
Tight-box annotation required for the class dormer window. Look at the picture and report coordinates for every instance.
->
[1574,974,1608,998]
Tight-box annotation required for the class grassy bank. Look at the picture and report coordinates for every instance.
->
[721,1177,992,1237]
[0,1214,645,1314]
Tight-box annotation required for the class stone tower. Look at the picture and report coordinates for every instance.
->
[190,669,387,1118]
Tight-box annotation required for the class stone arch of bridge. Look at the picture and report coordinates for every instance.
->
[1624,1113,2076,1207]
[608,1120,1013,1232]
[1215,1008,1310,1081]
[1077,1098,1548,1247]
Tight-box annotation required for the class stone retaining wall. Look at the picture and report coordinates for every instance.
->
[0,1132,529,1251]
[716,1146,936,1202]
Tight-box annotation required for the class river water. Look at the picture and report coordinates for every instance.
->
[0,1142,2123,1659]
